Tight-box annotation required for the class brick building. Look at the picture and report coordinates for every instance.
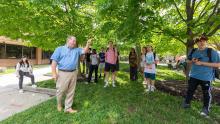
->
[0,36,51,67]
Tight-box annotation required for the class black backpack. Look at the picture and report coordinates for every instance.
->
[188,48,220,80]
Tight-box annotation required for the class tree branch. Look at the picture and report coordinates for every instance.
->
[194,0,203,11]
[191,0,196,13]
[207,24,220,36]
[194,1,210,23]
[173,1,186,22]
[205,0,220,24]
[171,34,186,45]
[186,0,192,21]
[154,29,186,45]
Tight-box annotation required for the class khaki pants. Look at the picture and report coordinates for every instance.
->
[56,70,78,110]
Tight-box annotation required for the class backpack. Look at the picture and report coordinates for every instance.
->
[153,52,158,67]
[145,52,157,66]
[188,48,220,80]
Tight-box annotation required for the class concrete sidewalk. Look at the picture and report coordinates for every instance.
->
[0,65,54,121]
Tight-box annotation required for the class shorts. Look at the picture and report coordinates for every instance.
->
[144,72,156,80]
[105,62,116,72]
[99,62,105,69]
[115,63,119,71]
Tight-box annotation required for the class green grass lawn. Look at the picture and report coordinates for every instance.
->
[1,63,220,124]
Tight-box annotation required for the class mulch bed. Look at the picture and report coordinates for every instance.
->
[156,80,220,105]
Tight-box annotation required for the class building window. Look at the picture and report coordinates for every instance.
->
[0,43,6,59]
[0,44,37,59]
[6,44,22,59]
[42,51,52,59]
[23,46,36,59]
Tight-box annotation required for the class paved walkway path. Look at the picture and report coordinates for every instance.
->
[0,65,53,121]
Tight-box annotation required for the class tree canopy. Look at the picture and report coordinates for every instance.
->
[0,0,219,56]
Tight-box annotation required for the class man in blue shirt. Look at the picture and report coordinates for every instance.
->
[183,35,220,116]
[51,36,92,113]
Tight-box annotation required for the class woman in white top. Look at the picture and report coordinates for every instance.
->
[16,56,36,93]
[143,46,159,92]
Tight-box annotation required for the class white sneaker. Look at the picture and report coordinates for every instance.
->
[104,84,108,88]
[85,82,88,85]
[32,84,37,88]
[112,83,116,87]
[142,81,147,85]
[151,86,155,92]
[145,89,150,93]
[19,89,24,93]
[104,81,109,88]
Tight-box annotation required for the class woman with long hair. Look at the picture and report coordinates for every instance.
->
[16,56,36,93]
[129,48,138,81]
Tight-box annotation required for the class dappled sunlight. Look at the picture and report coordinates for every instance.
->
[106,111,119,123]
[83,100,90,108]
[116,72,130,85]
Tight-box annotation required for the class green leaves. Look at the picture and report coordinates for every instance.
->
[0,0,219,55]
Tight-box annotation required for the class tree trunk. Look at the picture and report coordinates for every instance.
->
[185,38,195,81]
[135,42,141,71]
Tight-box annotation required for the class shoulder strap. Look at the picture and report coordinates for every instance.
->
[207,48,212,62]
[153,52,156,60]
[188,48,197,60]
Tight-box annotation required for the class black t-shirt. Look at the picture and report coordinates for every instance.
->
[99,52,105,63]
[86,53,91,62]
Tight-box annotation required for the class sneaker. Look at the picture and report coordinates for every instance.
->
[104,83,108,88]
[32,84,37,88]
[182,101,190,109]
[104,80,109,88]
[200,108,209,117]
[112,83,116,87]
[145,89,150,93]
[142,81,147,85]
[151,86,155,92]
[148,85,151,92]
[19,89,24,93]
[85,82,88,84]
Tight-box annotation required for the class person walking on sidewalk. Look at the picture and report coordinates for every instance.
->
[51,36,92,113]
[16,56,36,93]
